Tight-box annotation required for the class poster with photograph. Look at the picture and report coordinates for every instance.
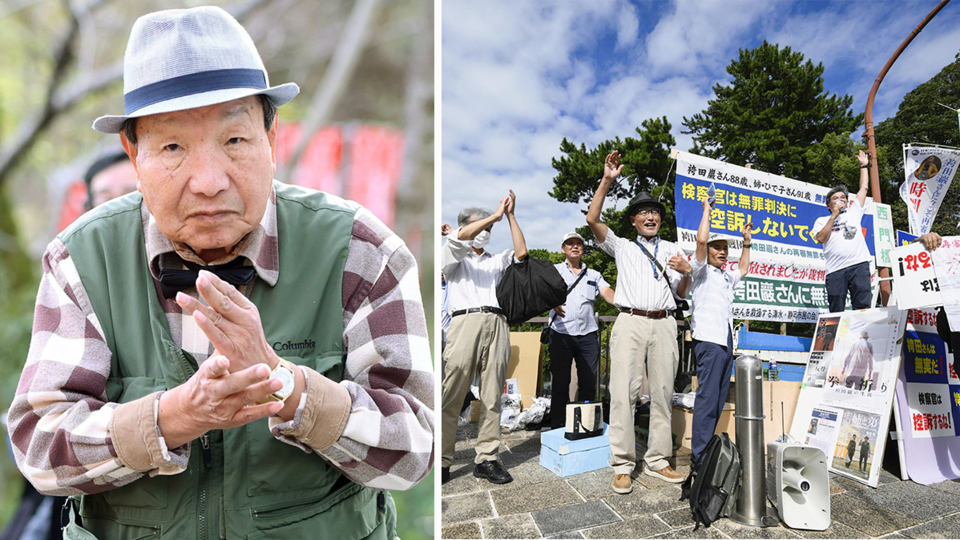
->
[822,308,906,414]
[831,410,882,483]
[792,307,906,487]
[802,316,841,387]
[804,406,843,459]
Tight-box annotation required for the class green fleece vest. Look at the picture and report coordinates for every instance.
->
[59,183,396,540]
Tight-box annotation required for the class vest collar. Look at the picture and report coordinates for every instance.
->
[143,188,280,286]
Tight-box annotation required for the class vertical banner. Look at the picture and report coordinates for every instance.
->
[791,308,906,486]
[874,203,895,268]
[931,236,960,330]
[899,144,960,235]
[892,308,960,484]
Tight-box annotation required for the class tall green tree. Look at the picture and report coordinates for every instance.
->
[682,41,863,182]
[873,51,960,235]
[549,116,676,246]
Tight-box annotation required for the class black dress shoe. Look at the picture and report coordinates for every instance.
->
[441,467,450,484]
[474,460,513,484]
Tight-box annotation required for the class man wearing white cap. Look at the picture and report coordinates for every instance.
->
[8,7,432,539]
[546,232,615,429]
[688,196,752,461]
[587,151,692,494]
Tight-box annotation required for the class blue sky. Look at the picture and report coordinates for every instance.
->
[441,0,960,255]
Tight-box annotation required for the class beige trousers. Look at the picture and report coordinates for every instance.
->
[608,313,678,475]
[440,312,511,467]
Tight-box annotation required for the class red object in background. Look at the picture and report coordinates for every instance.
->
[276,124,343,194]
[348,126,405,227]
[277,122,405,227]
[56,180,88,233]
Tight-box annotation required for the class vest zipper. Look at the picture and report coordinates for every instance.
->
[220,496,226,540]
[199,449,209,540]
[201,433,213,469]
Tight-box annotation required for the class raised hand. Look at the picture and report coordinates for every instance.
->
[506,189,517,215]
[667,253,691,275]
[742,222,753,242]
[857,150,869,167]
[441,223,453,236]
[176,270,277,374]
[603,151,624,182]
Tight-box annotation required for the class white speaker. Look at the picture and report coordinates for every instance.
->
[766,439,830,531]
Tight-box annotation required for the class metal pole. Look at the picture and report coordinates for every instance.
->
[863,0,951,305]
[732,355,778,527]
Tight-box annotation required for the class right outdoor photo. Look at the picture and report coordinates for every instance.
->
[438,1,960,538]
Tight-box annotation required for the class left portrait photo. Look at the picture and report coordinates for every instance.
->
[0,1,435,539]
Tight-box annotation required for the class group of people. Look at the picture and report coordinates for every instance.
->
[439,144,947,496]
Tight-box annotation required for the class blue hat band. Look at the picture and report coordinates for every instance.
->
[123,68,267,115]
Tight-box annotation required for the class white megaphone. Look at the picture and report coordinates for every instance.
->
[766,436,830,531]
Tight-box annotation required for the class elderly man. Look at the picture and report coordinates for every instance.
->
[587,151,691,494]
[440,192,527,485]
[814,150,873,313]
[841,331,874,390]
[547,232,615,430]
[8,7,433,539]
[689,196,752,461]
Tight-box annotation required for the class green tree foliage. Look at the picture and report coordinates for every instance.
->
[873,51,960,235]
[549,116,677,244]
[682,41,863,182]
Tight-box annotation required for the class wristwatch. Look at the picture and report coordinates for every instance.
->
[742,243,752,248]
[256,359,297,405]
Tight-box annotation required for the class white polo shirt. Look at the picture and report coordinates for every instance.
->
[813,198,872,274]
[549,263,611,336]
[597,230,684,311]
[689,256,742,346]
[441,228,517,312]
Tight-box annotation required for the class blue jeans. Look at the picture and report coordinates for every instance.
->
[825,261,872,313]
[691,330,734,461]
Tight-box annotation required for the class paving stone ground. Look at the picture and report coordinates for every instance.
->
[441,423,960,539]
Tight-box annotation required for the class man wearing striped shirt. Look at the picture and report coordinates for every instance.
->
[8,8,432,539]
[689,196,752,461]
[587,151,692,494]
[547,232,615,430]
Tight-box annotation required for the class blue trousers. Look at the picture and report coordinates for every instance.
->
[691,331,734,461]
[825,261,872,313]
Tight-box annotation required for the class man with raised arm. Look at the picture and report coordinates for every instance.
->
[440,190,527,485]
[688,196,752,461]
[814,150,874,313]
[586,151,692,494]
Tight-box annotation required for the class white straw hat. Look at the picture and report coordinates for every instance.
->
[93,6,299,133]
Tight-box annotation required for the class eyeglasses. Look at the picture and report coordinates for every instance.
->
[635,208,661,217]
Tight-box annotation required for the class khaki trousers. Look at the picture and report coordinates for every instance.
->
[608,313,678,475]
[440,312,511,467]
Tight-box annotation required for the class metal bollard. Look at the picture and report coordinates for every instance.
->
[731,355,779,527]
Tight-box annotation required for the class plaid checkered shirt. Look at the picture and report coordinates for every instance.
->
[9,189,434,494]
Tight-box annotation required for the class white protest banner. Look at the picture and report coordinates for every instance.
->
[899,145,960,235]
[891,242,942,310]
[931,236,960,331]
[874,203,895,268]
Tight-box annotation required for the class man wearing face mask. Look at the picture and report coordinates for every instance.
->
[814,150,873,313]
[440,191,528,485]
[587,151,692,494]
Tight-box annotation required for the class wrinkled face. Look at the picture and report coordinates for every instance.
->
[707,241,728,268]
[829,191,848,212]
[629,205,661,237]
[122,97,278,262]
[89,160,138,208]
[561,238,583,261]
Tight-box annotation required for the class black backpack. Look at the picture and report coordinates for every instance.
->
[495,257,567,325]
[679,432,741,530]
